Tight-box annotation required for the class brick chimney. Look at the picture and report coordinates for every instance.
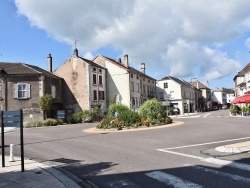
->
[124,54,129,67]
[74,48,78,57]
[47,54,52,72]
[141,63,146,74]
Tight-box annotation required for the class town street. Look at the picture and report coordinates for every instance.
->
[3,109,250,188]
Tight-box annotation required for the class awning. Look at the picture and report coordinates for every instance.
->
[230,94,250,104]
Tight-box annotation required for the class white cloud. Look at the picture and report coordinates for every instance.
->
[15,0,250,82]
[83,52,94,60]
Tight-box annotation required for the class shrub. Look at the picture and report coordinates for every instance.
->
[82,110,93,122]
[108,103,130,116]
[69,111,84,124]
[43,118,57,126]
[57,119,64,125]
[139,99,167,125]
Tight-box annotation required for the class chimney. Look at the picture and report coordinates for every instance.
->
[124,54,129,67]
[118,58,122,64]
[74,48,78,57]
[196,80,199,89]
[141,63,146,74]
[47,54,52,72]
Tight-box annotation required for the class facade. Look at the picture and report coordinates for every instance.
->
[211,89,227,108]
[93,54,156,110]
[222,87,235,105]
[54,49,107,115]
[157,76,202,114]
[233,63,250,97]
[189,80,212,111]
[0,56,63,122]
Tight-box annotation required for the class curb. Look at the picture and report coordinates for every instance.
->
[215,141,250,153]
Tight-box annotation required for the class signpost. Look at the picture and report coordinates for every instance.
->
[1,110,24,172]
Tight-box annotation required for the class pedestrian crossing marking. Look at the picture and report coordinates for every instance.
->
[145,171,204,188]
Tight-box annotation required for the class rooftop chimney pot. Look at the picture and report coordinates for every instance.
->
[47,54,52,72]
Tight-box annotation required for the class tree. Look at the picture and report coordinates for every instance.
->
[38,94,52,119]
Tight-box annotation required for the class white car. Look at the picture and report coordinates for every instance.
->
[221,105,227,109]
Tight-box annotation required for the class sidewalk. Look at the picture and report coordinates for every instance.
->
[0,156,81,188]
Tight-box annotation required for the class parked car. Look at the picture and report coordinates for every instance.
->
[168,108,180,115]
[221,105,227,109]
[212,106,218,110]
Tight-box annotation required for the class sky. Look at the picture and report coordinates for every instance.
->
[1,0,250,90]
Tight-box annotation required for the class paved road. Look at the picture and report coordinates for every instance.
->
[3,109,250,187]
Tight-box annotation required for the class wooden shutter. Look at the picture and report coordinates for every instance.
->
[26,84,31,98]
[14,84,18,98]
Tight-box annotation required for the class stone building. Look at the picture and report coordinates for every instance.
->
[54,49,107,114]
[0,54,63,122]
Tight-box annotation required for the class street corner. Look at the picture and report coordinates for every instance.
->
[215,141,250,154]
[83,121,184,133]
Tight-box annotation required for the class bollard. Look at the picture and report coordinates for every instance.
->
[9,144,15,162]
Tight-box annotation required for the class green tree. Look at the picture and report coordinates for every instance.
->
[38,94,52,119]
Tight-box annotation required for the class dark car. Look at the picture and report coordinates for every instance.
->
[167,107,180,115]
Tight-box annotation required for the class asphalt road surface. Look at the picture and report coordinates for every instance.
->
[3,109,250,188]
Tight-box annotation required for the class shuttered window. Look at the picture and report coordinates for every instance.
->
[14,84,30,99]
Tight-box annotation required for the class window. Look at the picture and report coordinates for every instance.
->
[99,91,105,100]
[99,75,103,85]
[159,92,164,99]
[143,85,146,94]
[14,84,30,99]
[137,75,139,80]
[131,74,133,78]
[99,69,102,74]
[131,82,134,91]
[93,67,96,72]
[164,83,168,88]
[93,74,97,84]
[93,90,97,100]
[148,79,150,83]
[137,83,140,92]
[143,78,145,81]
[51,85,56,98]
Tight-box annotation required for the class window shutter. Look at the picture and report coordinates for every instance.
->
[26,84,31,98]
[14,84,18,98]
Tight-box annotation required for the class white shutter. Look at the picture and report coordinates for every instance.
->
[14,84,18,98]
[26,84,31,98]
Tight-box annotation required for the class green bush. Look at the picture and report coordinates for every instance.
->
[139,99,167,123]
[57,119,64,125]
[43,118,57,126]
[108,103,130,116]
[69,111,84,124]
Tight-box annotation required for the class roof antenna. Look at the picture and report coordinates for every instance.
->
[74,39,79,49]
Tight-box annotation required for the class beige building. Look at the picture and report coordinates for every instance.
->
[93,54,156,110]
[54,49,107,114]
[189,80,212,111]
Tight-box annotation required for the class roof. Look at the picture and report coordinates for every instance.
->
[98,55,156,81]
[160,76,194,88]
[78,57,105,69]
[222,87,234,94]
[189,81,210,90]
[0,62,61,79]
[233,62,250,80]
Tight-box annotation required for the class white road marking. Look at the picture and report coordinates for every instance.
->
[203,113,211,118]
[157,149,250,172]
[160,136,250,150]
[107,180,138,187]
[157,149,203,160]
[145,171,204,188]
[177,116,200,118]
[189,165,250,184]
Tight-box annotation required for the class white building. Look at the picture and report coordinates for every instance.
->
[157,76,200,114]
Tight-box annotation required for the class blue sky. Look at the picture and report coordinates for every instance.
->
[1,0,250,90]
